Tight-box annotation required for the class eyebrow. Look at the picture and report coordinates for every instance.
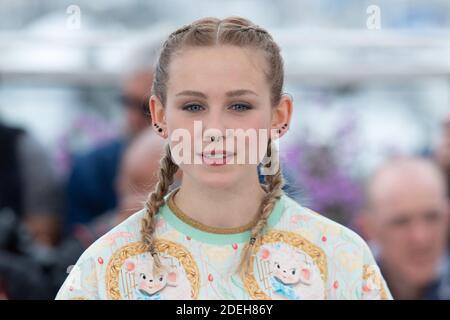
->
[175,89,258,98]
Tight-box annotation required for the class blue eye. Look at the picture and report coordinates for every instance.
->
[182,104,204,112]
[230,103,252,112]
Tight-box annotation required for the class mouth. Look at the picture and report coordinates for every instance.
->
[199,150,235,166]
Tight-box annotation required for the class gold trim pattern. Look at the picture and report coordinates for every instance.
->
[362,264,388,300]
[168,188,261,234]
[105,240,200,300]
[241,230,328,300]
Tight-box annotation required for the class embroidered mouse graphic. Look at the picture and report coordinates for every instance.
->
[125,255,179,300]
[259,243,325,300]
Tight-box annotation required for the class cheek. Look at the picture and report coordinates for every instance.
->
[378,225,408,246]
[167,114,195,138]
[240,114,272,146]
[273,269,283,277]
[290,273,301,283]
[238,112,270,130]
[139,280,149,289]
[431,221,449,242]
[156,280,166,290]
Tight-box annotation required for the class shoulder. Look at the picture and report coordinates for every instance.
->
[277,193,369,251]
[56,209,148,299]
[75,209,146,265]
[275,194,394,299]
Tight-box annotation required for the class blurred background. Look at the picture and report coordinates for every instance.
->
[1,0,450,299]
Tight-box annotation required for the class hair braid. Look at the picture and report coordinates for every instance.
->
[140,143,179,276]
[237,138,285,277]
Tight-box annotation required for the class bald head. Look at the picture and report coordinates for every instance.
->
[118,128,165,197]
[434,115,450,174]
[363,156,449,291]
[115,129,182,217]
[122,70,154,136]
[366,157,448,211]
[123,70,153,99]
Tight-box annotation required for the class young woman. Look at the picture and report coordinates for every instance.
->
[56,16,392,300]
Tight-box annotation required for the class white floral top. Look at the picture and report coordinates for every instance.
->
[56,188,392,300]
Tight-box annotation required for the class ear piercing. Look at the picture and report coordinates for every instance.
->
[153,123,163,133]
[277,123,288,134]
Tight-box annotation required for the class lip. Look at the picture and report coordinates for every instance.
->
[201,150,235,157]
[199,150,236,166]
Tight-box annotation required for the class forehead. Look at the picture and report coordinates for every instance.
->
[371,173,446,219]
[167,45,269,97]
[136,259,153,272]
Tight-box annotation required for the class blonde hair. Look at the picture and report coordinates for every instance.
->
[141,16,286,279]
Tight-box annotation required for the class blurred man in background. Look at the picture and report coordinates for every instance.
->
[434,115,450,200]
[433,115,450,248]
[0,122,62,246]
[0,121,63,299]
[360,157,450,299]
[65,69,154,228]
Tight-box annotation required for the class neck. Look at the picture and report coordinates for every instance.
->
[380,258,426,300]
[174,173,267,230]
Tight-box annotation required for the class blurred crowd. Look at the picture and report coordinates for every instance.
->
[0,68,181,299]
[0,67,450,299]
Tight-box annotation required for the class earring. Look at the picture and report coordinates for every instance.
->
[278,123,288,133]
[154,123,164,134]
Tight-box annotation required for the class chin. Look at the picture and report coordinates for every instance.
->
[200,176,237,190]
[405,268,437,288]
[196,169,241,189]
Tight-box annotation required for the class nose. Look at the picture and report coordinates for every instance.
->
[204,131,225,143]
[203,110,228,143]
[409,222,432,248]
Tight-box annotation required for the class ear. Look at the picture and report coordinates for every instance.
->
[125,258,137,273]
[356,210,375,241]
[166,271,178,287]
[149,95,167,138]
[299,266,313,285]
[443,199,450,234]
[260,248,271,260]
[270,93,293,140]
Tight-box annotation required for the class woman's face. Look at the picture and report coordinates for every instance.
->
[151,45,290,189]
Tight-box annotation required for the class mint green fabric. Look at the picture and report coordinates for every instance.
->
[56,191,393,300]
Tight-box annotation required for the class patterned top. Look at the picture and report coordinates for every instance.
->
[56,188,393,300]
